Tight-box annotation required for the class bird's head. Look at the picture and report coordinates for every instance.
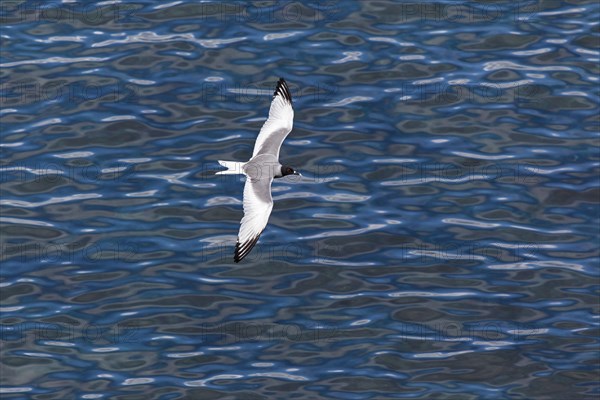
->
[278,165,301,178]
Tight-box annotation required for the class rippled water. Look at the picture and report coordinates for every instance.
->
[1,1,599,399]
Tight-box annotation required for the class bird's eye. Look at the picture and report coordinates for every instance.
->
[286,167,293,174]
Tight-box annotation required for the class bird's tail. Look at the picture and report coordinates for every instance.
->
[216,160,245,175]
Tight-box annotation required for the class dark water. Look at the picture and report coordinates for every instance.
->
[1,1,599,399]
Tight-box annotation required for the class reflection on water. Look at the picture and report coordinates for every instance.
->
[1,1,599,399]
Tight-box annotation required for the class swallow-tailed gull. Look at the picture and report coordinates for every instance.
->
[217,78,300,262]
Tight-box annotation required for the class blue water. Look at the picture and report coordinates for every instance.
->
[1,1,599,398]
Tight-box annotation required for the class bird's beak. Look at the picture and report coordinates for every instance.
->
[294,171,302,176]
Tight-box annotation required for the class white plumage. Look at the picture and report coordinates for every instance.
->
[216,78,299,262]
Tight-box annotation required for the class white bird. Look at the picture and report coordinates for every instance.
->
[216,78,300,262]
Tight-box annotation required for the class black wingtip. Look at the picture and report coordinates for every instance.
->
[233,235,261,263]
[274,77,292,104]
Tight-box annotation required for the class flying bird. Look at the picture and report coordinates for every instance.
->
[216,78,300,262]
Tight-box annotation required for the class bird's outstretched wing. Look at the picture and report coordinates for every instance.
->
[252,78,294,160]
[234,175,274,262]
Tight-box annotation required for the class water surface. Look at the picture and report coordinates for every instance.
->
[1,1,599,399]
